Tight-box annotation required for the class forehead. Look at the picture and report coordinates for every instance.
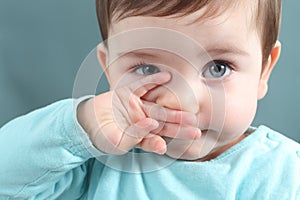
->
[107,1,259,61]
[109,0,258,33]
[110,0,257,25]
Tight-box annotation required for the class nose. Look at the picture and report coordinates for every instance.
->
[155,72,202,114]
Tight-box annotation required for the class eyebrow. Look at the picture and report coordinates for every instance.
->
[117,45,249,60]
[117,51,160,59]
[203,45,250,57]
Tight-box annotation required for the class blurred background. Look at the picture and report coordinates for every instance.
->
[0,0,299,142]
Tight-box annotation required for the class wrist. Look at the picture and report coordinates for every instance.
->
[74,96,108,157]
[77,97,96,137]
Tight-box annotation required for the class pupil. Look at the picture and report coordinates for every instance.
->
[210,63,225,77]
[143,65,158,74]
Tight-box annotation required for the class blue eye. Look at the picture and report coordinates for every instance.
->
[203,61,231,79]
[134,64,160,75]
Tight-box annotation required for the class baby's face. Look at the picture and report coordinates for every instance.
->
[100,2,273,160]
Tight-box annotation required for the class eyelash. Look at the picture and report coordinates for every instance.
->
[130,61,147,71]
[201,60,235,79]
[130,61,161,75]
[129,59,236,79]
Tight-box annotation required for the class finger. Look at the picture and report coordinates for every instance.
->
[163,137,200,160]
[153,122,201,140]
[128,71,171,97]
[112,72,170,125]
[98,117,158,155]
[138,135,167,155]
[128,96,145,123]
[143,101,198,126]
[116,118,159,154]
[111,87,145,127]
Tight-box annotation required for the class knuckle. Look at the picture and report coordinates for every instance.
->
[174,111,183,123]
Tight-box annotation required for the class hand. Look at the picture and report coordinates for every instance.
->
[77,72,174,155]
[141,102,203,160]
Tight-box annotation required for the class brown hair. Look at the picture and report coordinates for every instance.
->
[96,0,281,65]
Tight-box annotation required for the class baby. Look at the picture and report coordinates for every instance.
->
[0,0,299,199]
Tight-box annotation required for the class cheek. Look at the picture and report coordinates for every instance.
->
[221,86,258,139]
[106,56,141,89]
[107,66,134,90]
[226,98,257,128]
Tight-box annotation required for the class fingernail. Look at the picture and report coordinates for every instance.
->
[159,71,171,81]
[152,120,159,128]
[194,129,201,139]
[156,145,167,155]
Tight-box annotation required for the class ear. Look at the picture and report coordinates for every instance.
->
[97,43,111,84]
[257,40,281,100]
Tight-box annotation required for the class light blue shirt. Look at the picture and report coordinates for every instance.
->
[0,99,299,199]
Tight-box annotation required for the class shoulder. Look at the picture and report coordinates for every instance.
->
[219,125,300,163]
[220,126,300,199]
[244,125,300,165]
[256,125,300,155]
[242,126,300,198]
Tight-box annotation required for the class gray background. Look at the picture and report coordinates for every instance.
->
[0,0,299,142]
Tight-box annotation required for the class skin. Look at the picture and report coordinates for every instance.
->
[78,1,281,161]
